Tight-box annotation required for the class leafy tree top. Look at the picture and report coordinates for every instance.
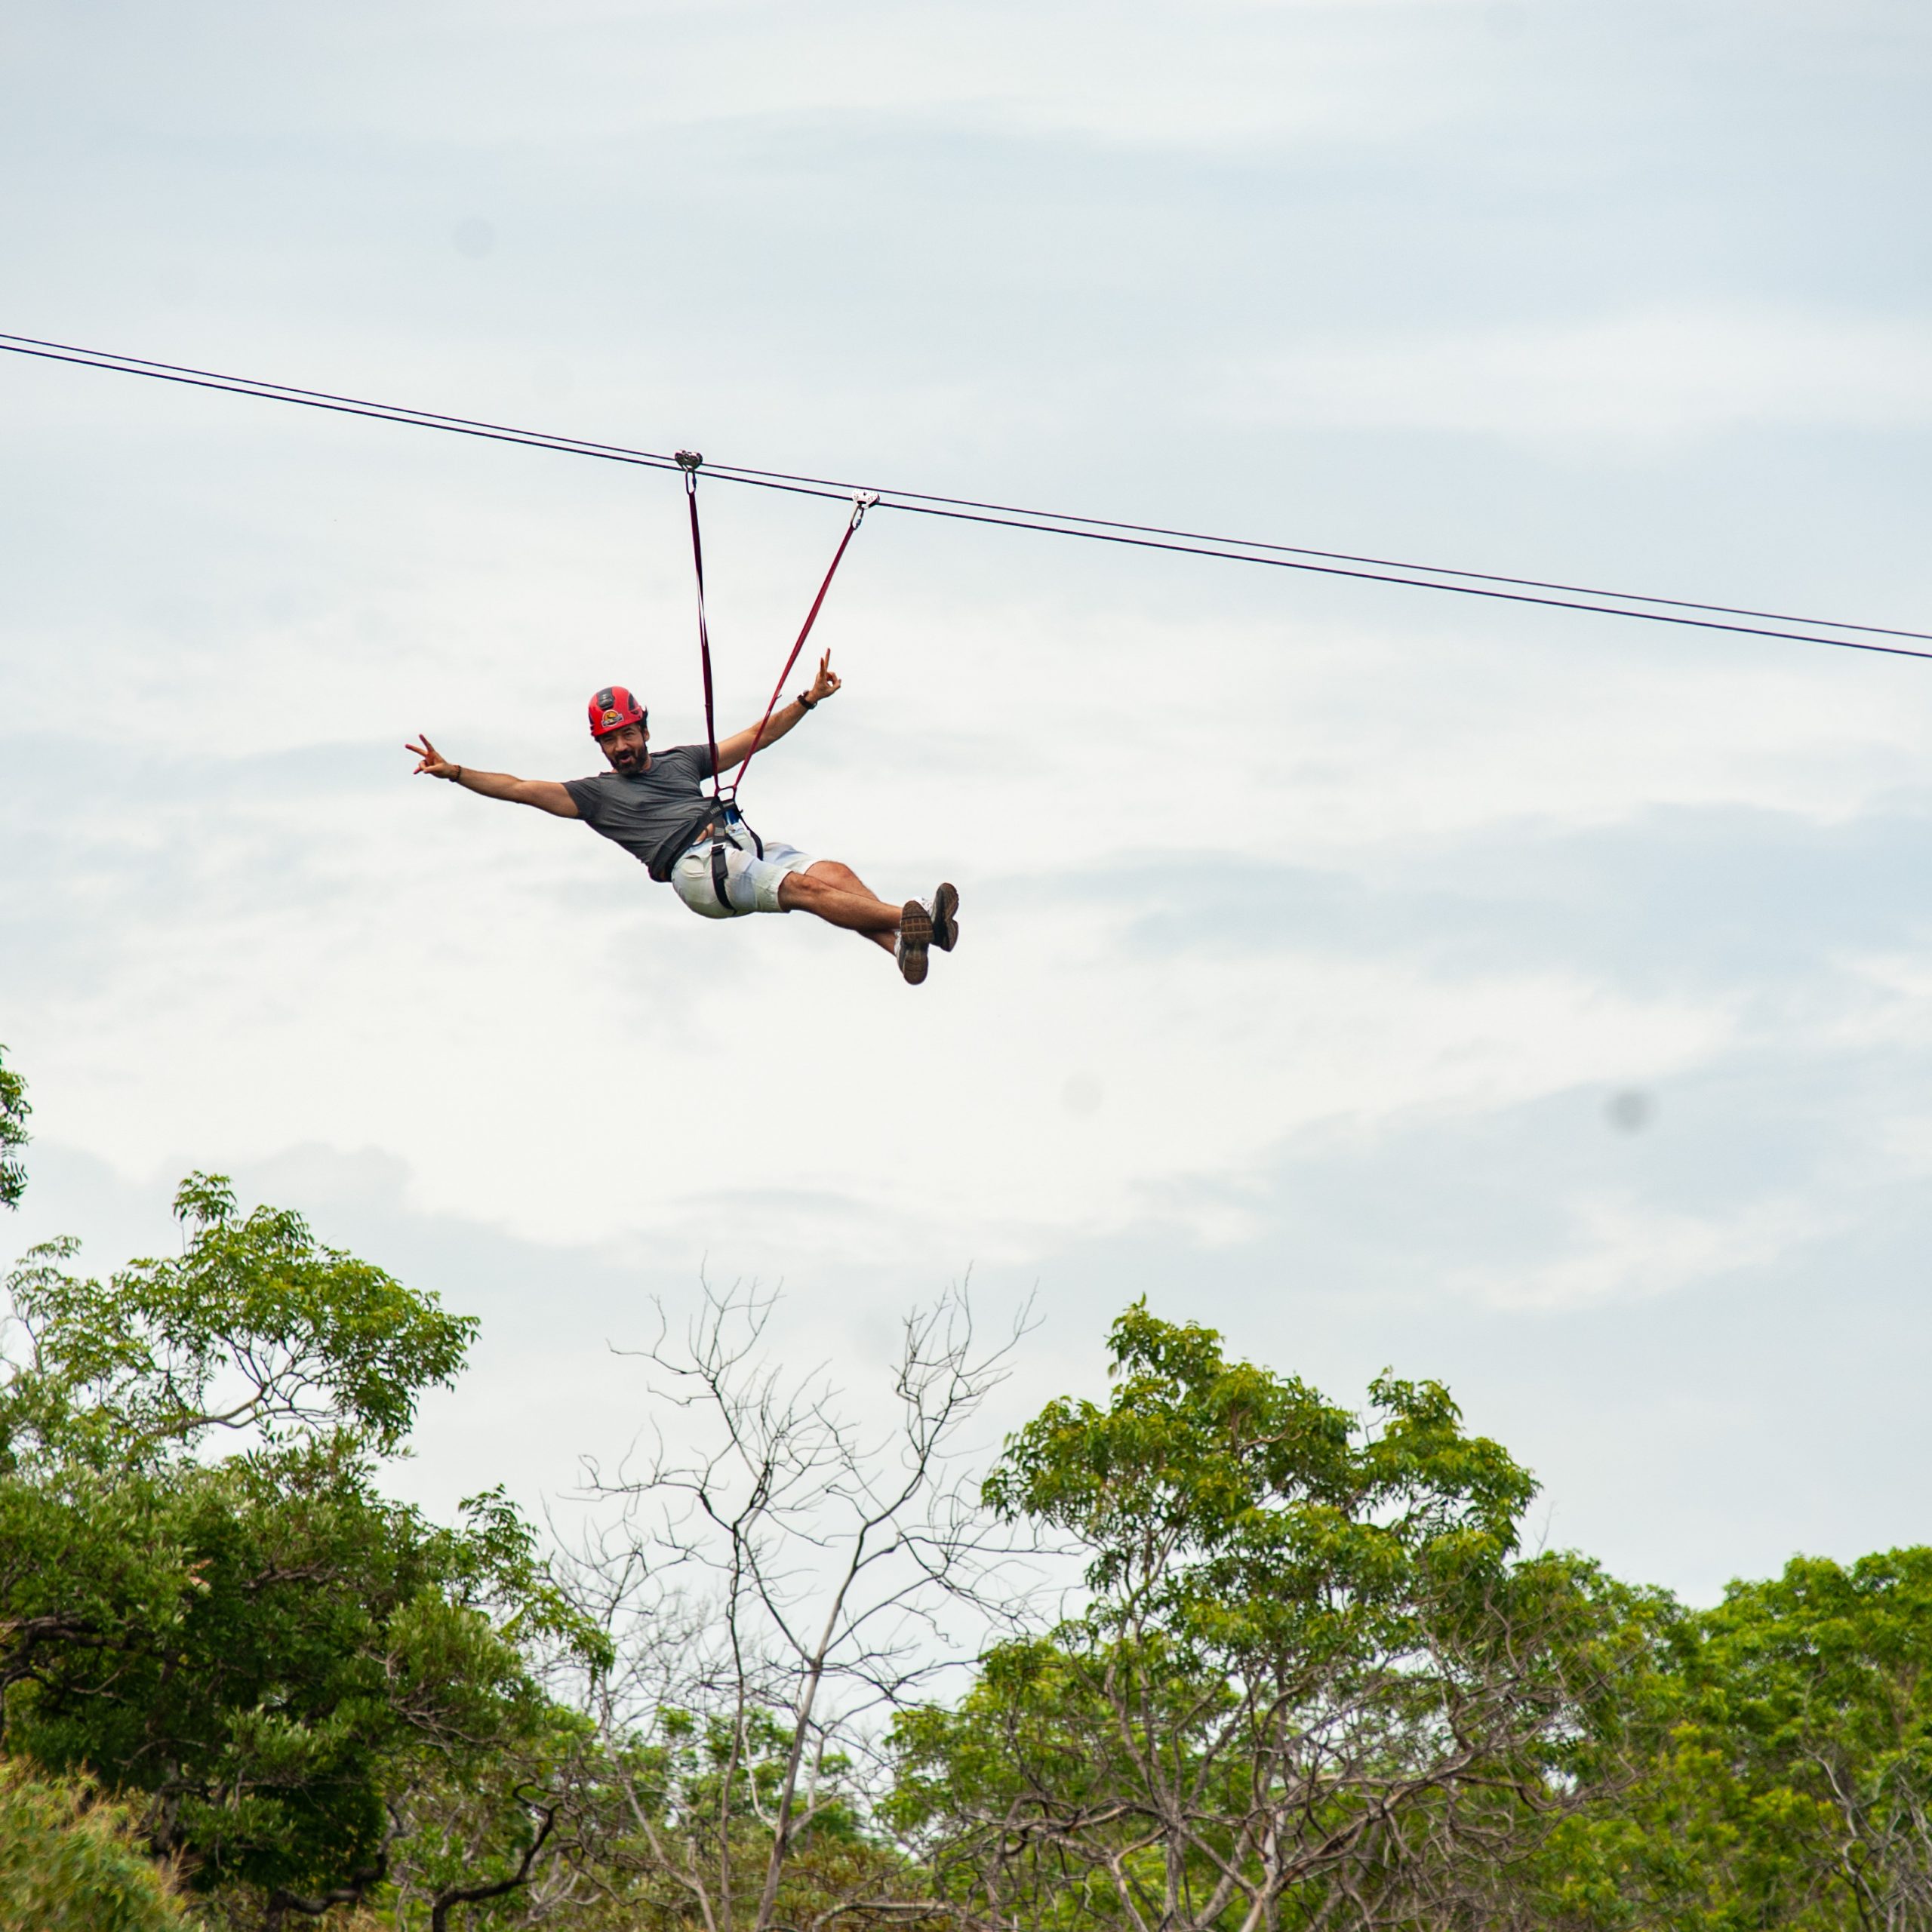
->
[1694,1546,1932,1770]
[983,1301,1540,1663]
[4,1171,476,1466]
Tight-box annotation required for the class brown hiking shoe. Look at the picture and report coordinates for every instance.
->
[896,901,932,986]
[929,881,959,952]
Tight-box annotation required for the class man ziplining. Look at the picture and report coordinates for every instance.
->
[405,650,958,985]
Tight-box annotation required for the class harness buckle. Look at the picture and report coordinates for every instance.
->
[718,798,764,860]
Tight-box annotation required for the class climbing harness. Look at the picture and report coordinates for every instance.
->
[673,449,876,915]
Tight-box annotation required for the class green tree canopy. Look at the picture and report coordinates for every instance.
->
[0,1046,28,1211]
[1542,1547,1932,1930]
[0,1171,600,1921]
[895,1305,1656,1931]
[7,1171,474,1463]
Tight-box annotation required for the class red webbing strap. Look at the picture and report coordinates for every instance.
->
[728,493,875,798]
[678,454,724,800]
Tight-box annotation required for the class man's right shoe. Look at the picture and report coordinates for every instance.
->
[929,881,959,952]
[897,901,933,986]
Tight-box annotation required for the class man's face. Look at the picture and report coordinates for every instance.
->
[599,721,648,774]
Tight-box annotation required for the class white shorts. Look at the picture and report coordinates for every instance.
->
[670,831,817,918]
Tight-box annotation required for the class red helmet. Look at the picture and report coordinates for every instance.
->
[588,685,647,738]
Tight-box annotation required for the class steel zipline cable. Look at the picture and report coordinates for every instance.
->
[3,328,1929,665]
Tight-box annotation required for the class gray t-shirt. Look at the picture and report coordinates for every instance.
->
[564,745,719,882]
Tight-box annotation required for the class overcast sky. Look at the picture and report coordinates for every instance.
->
[5,0,1932,1602]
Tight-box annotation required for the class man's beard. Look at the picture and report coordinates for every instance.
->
[608,742,644,773]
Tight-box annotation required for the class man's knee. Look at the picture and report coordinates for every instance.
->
[777,869,822,911]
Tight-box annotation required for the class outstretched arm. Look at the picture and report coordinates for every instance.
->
[715,650,841,775]
[407,736,580,817]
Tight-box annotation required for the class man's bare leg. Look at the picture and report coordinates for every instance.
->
[779,861,900,954]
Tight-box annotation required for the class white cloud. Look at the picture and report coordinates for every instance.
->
[1223,308,1932,445]
[1457,1189,1831,1311]
[272,0,1488,153]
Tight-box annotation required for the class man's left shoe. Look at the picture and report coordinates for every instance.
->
[929,882,959,952]
[897,901,933,986]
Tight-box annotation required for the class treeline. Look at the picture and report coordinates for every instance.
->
[1,1046,1928,1930]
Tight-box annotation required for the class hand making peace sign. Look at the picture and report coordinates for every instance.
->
[803,650,841,706]
[406,735,460,779]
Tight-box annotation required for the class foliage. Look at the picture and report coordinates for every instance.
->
[6,1171,474,1460]
[4,1051,1930,1932]
[572,1705,928,1932]
[893,1304,1657,1931]
[0,1172,601,1923]
[0,1756,198,1932]
[0,1045,28,1211]
[1540,1547,1932,1930]
[370,1706,601,1932]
